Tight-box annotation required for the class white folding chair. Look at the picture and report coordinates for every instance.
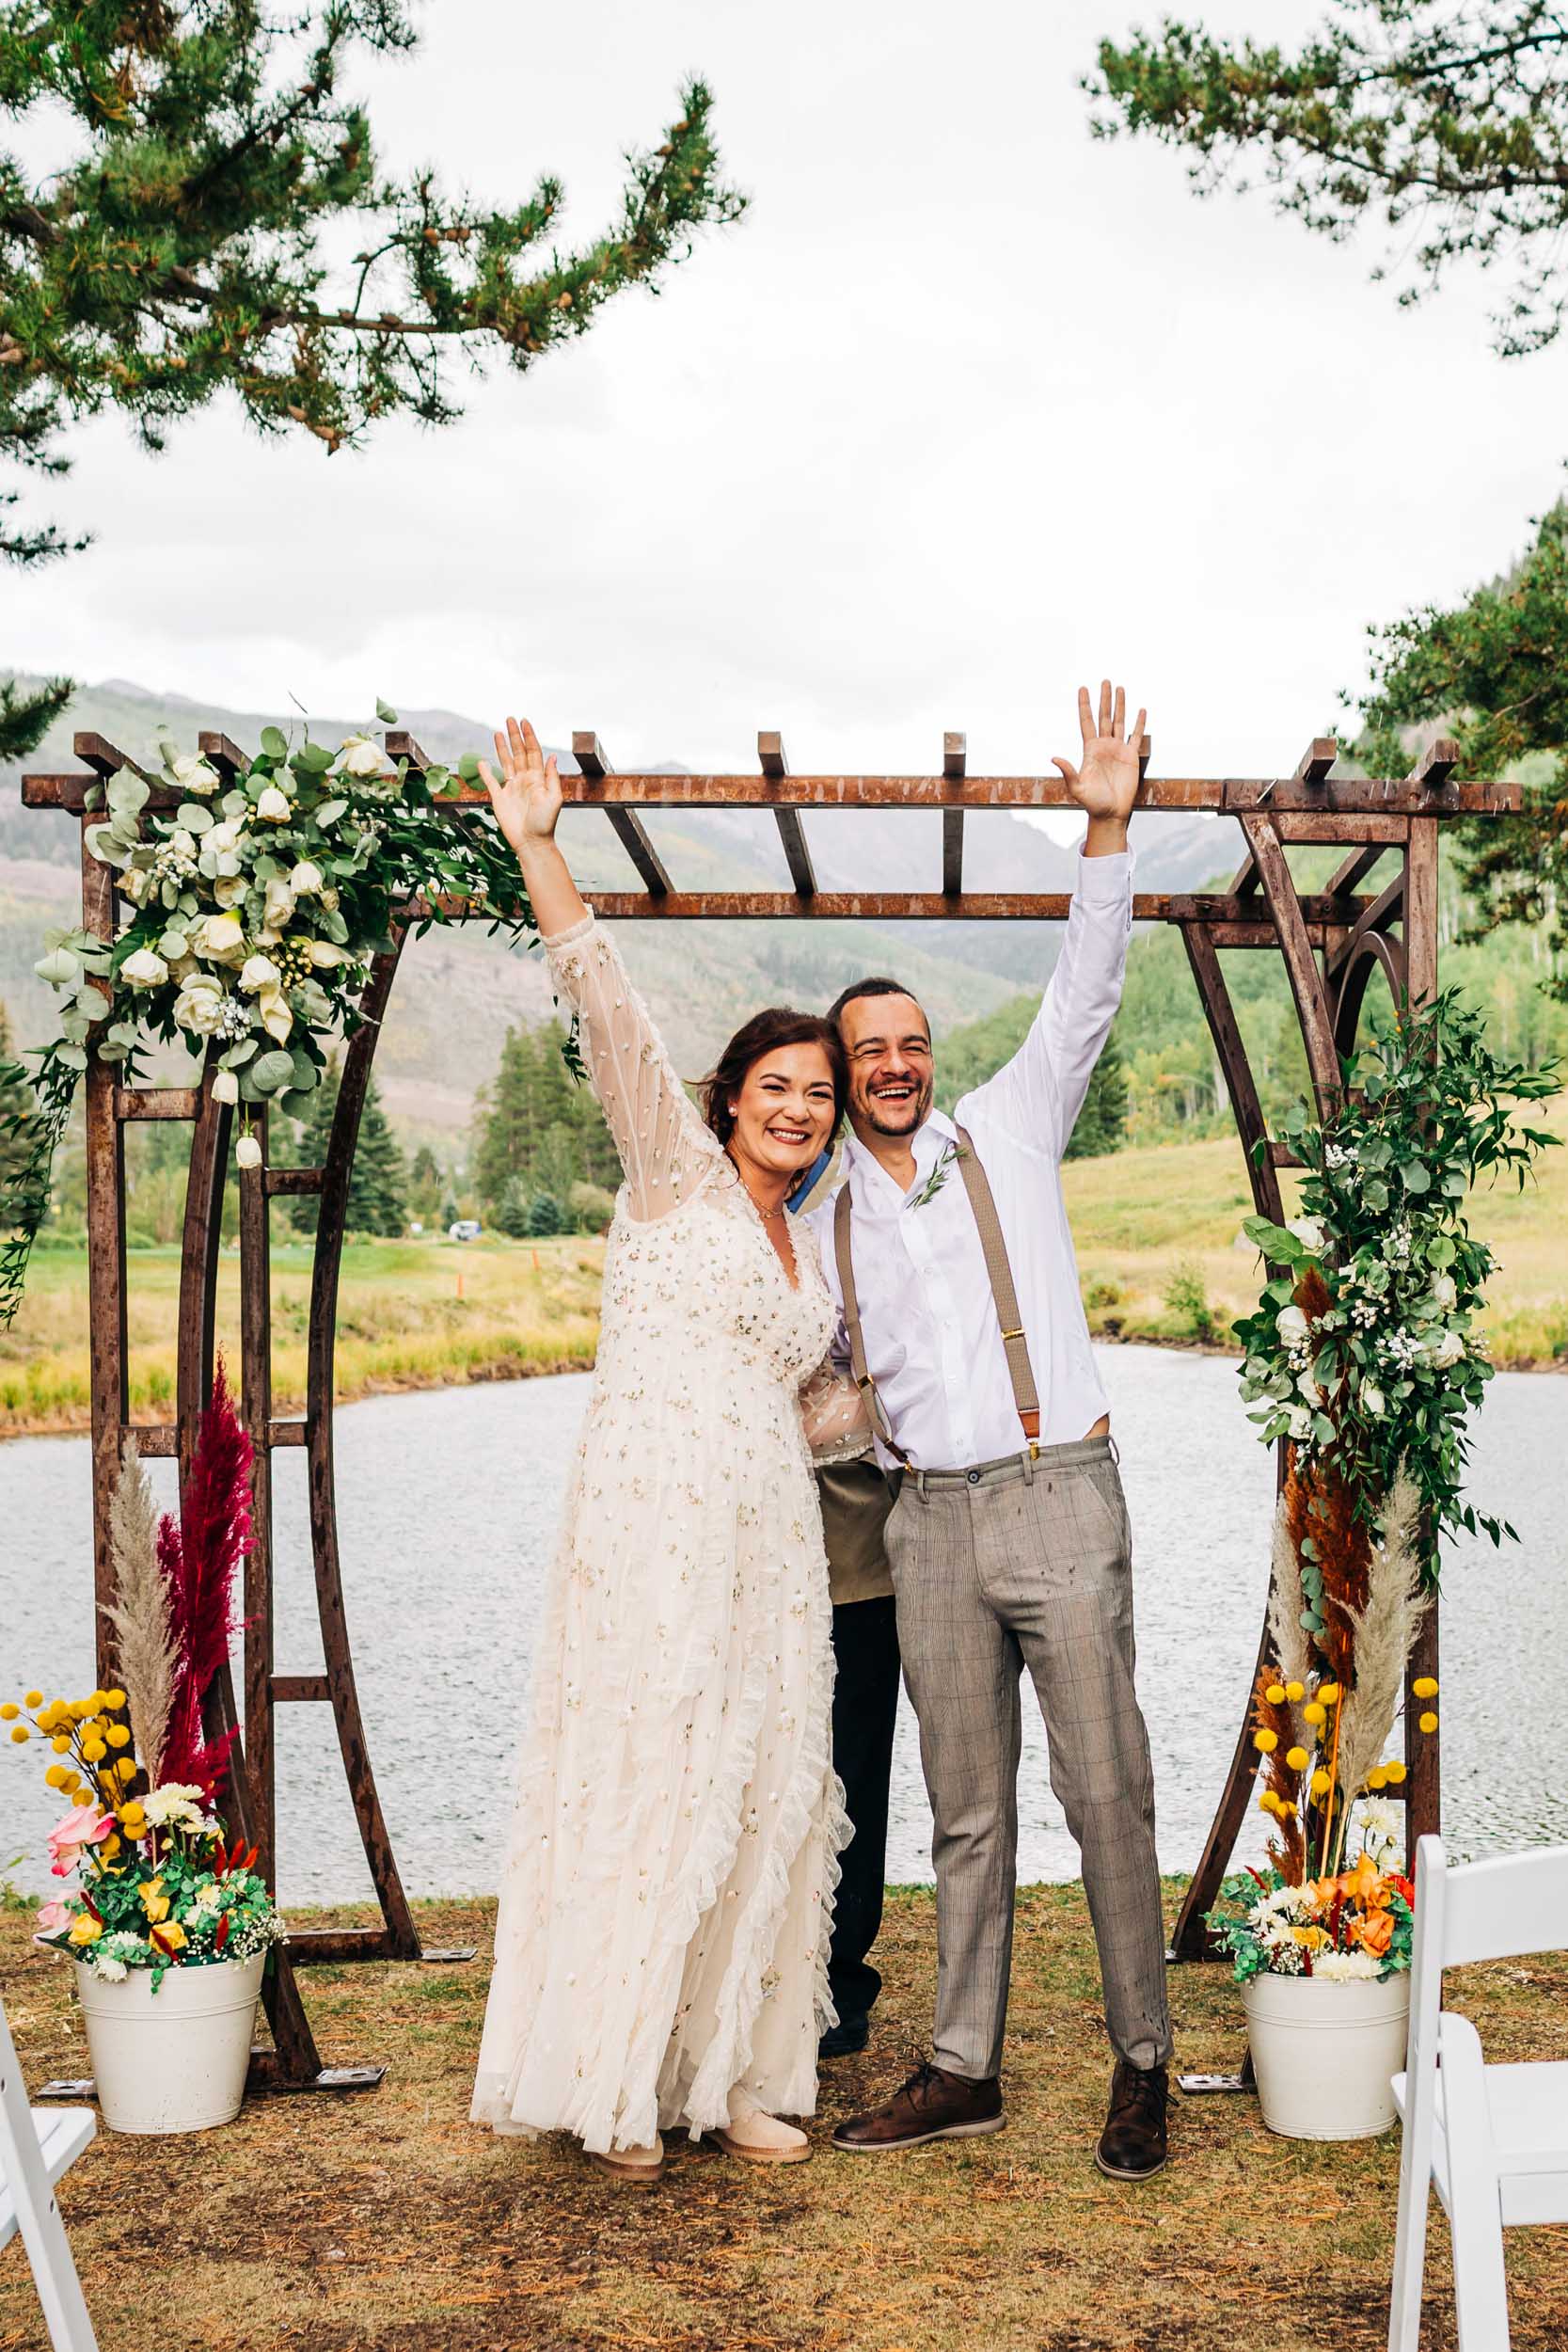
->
[1389,1834,1568,2352]
[0,1993,99,2352]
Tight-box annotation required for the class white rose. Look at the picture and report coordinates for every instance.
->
[1297,1372,1323,1408]
[262,877,296,935]
[1429,1328,1465,1370]
[258,987,293,1042]
[1275,1304,1310,1347]
[287,860,325,897]
[1360,1381,1386,1416]
[1288,1216,1327,1253]
[213,874,246,909]
[235,1133,262,1171]
[120,946,168,989]
[256,784,292,823]
[332,735,385,778]
[169,829,198,862]
[211,1069,240,1106]
[119,866,151,904]
[194,912,245,964]
[1287,1405,1314,1441]
[166,753,219,795]
[239,953,281,995]
[1431,1273,1457,1312]
[172,976,228,1036]
[305,939,350,968]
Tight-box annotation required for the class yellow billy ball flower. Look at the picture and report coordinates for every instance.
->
[1284,1680,1305,1702]
[1385,1760,1407,1786]
[1418,1710,1439,1735]
[1367,1767,1388,1790]
[1413,1677,1438,1699]
[1253,1728,1278,1754]
[1286,1746,1309,1772]
[24,1690,42,1709]
[1264,1683,1286,1706]
[1310,1770,1332,1800]
[1303,1702,1327,1728]
[103,1688,125,1709]
[1257,1790,1275,1814]
[0,1703,18,1721]
[82,1739,105,1763]
[51,1734,71,1754]
[115,1757,136,1782]
[1318,1682,1341,1706]
[100,1834,121,1861]
[9,1724,30,1743]
[106,1724,131,1749]
[44,1764,68,1789]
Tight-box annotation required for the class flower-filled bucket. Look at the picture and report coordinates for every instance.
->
[71,1951,266,2135]
[1243,1968,1410,2140]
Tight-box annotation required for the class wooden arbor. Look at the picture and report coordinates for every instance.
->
[21,726,1519,2087]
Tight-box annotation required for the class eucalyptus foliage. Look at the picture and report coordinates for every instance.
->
[1234,990,1560,1576]
[0,711,563,1325]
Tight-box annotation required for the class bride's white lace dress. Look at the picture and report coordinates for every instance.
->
[470,913,863,2154]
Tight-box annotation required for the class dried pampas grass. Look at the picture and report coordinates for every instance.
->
[101,1434,179,1786]
[1337,1471,1428,1804]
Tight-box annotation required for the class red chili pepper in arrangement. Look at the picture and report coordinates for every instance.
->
[214,1912,230,1952]
[212,1838,229,1877]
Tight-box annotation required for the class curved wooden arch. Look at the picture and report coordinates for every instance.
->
[27,728,1497,2083]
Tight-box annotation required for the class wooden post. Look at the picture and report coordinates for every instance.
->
[1404,813,1442,1848]
[81,818,126,1681]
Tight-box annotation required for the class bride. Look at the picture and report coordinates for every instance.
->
[470,716,867,2182]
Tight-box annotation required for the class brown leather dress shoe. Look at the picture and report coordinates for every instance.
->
[832,2058,1005,2153]
[1095,2058,1169,2180]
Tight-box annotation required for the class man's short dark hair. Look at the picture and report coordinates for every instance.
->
[827,976,928,1030]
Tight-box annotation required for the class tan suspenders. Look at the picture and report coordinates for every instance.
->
[832,1122,1041,1470]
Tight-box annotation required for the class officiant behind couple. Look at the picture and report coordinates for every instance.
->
[468,687,1170,2186]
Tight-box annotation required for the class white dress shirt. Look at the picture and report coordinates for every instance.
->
[807,846,1133,1470]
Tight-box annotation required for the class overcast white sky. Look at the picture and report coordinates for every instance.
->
[7,0,1567,798]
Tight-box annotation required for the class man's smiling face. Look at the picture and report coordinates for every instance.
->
[837,991,936,1143]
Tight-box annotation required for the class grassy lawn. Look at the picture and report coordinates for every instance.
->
[3,1883,1566,2350]
[2,1097,1563,1438]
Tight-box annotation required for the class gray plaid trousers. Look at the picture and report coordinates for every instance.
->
[886,1436,1173,2080]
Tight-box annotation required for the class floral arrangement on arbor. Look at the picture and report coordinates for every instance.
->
[0,708,541,1327]
[1205,993,1559,1970]
[2,1360,280,1987]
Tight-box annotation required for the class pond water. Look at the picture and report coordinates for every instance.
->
[2,1348,1563,1906]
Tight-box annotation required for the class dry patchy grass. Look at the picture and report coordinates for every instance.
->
[4,1884,1567,2351]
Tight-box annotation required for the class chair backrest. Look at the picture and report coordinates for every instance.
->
[0,1992,41,2221]
[1405,1835,1568,2104]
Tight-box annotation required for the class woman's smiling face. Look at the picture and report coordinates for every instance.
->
[728,1041,840,1177]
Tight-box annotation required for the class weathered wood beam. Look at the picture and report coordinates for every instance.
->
[1324,870,1406,979]
[264,1166,325,1197]
[21,769,1524,817]
[1239,812,1342,1114]
[115,1088,200,1120]
[1325,841,1395,898]
[74,731,150,783]
[572,732,672,898]
[579,888,1359,932]
[1233,738,1338,894]
[198,732,249,780]
[942,734,966,897]
[384,730,433,776]
[759,732,816,897]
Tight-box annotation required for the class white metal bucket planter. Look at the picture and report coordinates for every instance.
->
[71,1954,264,2136]
[1243,1970,1411,2140]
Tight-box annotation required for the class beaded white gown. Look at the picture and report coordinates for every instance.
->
[470,913,864,2154]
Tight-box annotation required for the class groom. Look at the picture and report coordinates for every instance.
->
[810,681,1173,2180]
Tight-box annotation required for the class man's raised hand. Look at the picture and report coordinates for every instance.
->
[1052,681,1147,828]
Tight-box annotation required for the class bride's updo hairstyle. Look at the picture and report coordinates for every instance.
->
[703,1009,848,1147]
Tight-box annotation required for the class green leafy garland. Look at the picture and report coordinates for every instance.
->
[0,707,556,1327]
[1234,991,1560,1578]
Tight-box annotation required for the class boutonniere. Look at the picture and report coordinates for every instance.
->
[910,1141,966,1210]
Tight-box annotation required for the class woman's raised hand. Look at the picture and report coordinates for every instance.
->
[479,716,562,856]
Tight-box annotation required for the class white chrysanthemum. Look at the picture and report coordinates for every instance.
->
[94,1954,129,1982]
[1312,1948,1383,1982]
[141,1783,207,1828]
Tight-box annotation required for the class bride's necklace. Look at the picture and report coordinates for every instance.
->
[727,1153,788,1225]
